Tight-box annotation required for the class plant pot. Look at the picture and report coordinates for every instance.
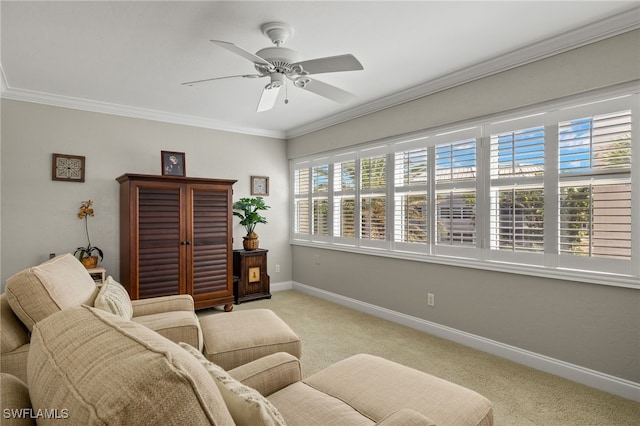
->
[81,256,98,269]
[242,235,259,251]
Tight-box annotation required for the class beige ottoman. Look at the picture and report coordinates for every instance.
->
[200,309,302,370]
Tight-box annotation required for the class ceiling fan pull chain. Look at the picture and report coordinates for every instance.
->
[285,80,289,105]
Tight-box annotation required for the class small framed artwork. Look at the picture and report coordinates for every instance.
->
[162,151,185,177]
[251,176,269,196]
[52,153,85,182]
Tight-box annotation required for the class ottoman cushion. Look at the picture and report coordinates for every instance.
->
[200,309,301,370]
[303,354,493,426]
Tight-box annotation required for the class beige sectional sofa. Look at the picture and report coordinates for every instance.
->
[1,254,494,425]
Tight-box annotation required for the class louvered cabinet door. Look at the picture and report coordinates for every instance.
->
[188,184,234,309]
[137,185,186,299]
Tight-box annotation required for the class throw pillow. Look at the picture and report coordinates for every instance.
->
[93,276,133,320]
[179,342,286,426]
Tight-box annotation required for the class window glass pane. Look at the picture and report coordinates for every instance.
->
[335,196,356,237]
[394,193,427,243]
[559,110,631,174]
[295,168,309,195]
[490,188,544,252]
[559,182,631,259]
[437,191,476,246]
[491,127,544,178]
[436,139,476,183]
[313,198,329,236]
[313,165,329,193]
[395,149,427,186]
[334,160,356,191]
[361,196,386,240]
[295,199,309,235]
[361,155,386,189]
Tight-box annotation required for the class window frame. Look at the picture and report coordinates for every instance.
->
[290,88,640,288]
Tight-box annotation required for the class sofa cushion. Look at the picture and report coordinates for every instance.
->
[1,373,36,426]
[27,305,233,425]
[268,381,374,426]
[180,342,286,426]
[93,276,133,319]
[304,354,493,426]
[5,254,98,331]
[133,310,202,349]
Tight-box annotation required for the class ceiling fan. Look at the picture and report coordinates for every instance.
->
[182,22,364,112]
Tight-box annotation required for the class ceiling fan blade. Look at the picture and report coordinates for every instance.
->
[211,40,272,68]
[293,54,363,75]
[297,78,355,103]
[256,84,281,112]
[181,74,264,86]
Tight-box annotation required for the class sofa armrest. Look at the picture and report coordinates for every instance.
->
[131,294,194,317]
[375,408,436,426]
[228,352,301,397]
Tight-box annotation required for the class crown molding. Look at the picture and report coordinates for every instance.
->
[285,6,640,139]
[0,65,8,93]
[0,86,286,139]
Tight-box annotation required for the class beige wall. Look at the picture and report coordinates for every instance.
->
[0,100,291,287]
[287,30,640,383]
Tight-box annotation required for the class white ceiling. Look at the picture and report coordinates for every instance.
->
[2,1,639,139]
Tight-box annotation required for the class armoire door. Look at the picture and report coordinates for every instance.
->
[188,184,234,309]
[137,183,186,299]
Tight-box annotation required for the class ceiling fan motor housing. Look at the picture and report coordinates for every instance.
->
[255,46,301,73]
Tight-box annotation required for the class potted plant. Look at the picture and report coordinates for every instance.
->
[232,197,270,250]
[74,200,104,268]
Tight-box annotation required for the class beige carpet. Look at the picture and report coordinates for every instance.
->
[200,290,640,425]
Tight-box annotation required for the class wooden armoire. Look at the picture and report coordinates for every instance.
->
[117,174,237,311]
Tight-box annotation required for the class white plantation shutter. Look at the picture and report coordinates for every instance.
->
[435,138,478,253]
[293,166,311,238]
[312,164,330,237]
[489,118,546,264]
[290,91,638,285]
[393,145,428,250]
[360,147,387,246]
[333,154,357,243]
[556,100,633,274]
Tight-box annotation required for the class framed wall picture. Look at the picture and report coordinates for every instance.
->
[162,151,185,177]
[52,153,85,182]
[251,176,269,196]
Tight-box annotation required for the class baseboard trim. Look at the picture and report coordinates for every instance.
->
[291,282,640,402]
[271,281,294,292]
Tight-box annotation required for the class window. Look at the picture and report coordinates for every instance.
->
[435,138,477,250]
[394,142,428,248]
[333,155,357,240]
[291,91,638,286]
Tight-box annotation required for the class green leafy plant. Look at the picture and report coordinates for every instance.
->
[232,197,270,236]
[74,200,104,261]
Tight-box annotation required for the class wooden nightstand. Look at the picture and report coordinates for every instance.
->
[233,249,271,304]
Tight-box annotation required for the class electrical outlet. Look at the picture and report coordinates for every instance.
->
[427,293,435,307]
[315,254,321,265]
[275,264,280,273]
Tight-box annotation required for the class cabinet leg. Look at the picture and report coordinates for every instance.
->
[224,303,233,312]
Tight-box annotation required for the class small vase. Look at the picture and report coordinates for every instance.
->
[81,256,99,269]
[243,235,259,251]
